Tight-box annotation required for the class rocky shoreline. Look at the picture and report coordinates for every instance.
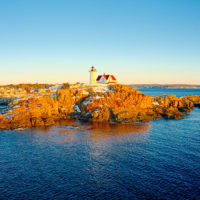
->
[0,84,200,131]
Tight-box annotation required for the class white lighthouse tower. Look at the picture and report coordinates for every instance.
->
[89,66,97,86]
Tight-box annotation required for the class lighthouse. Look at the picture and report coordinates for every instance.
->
[89,66,97,86]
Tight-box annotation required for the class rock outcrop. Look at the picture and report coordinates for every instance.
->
[152,95,195,119]
[0,84,199,130]
[78,84,155,123]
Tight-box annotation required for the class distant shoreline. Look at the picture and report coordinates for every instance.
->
[129,84,200,89]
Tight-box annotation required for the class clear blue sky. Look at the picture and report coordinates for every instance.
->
[0,0,199,85]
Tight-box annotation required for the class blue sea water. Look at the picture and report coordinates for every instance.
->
[138,87,200,97]
[0,89,200,200]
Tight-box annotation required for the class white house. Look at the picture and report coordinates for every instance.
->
[96,74,117,84]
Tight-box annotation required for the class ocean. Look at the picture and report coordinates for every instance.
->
[0,88,200,199]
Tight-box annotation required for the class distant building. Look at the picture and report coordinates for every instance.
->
[89,66,117,86]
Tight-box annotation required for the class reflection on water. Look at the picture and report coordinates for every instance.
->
[86,121,149,142]
[27,120,150,143]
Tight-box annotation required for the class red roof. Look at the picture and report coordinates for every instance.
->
[96,75,102,81]
[104,75,109,80]
[96,74,116,81]
[111,75,116,80]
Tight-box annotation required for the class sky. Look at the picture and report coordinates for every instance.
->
[0,0,200,85]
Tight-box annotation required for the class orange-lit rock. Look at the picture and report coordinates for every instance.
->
[0,113,4,119]
[79,84,155,123]
[0,84,200,130]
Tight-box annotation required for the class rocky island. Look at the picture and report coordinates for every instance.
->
[0,84,200,130]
